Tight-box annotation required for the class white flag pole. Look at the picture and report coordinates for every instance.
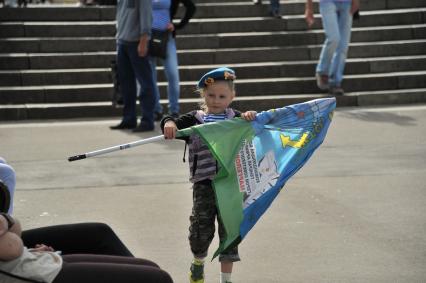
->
[68,135,165,162]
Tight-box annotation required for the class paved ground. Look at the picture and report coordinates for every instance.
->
[1,104,426,283]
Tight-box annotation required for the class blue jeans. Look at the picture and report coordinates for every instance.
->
[116,42,155,126]
[270,0,280,14]
[151,34,180,115]
[316,1,353,87]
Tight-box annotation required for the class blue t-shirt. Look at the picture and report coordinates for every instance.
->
[152,0,171,31]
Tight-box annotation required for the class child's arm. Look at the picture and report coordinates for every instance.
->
[241,111,257,121]
[161,111,198,140]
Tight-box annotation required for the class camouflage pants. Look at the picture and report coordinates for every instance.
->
[189,180,240,262]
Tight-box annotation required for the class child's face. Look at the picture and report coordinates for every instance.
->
[203,81,234,114]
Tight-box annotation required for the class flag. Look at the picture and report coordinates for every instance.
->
[178,98,336,259]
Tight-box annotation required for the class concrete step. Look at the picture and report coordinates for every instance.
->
[2,87,426,120]
[1,39,425,70]
[0,1,425,121]
[2,55,425,87]
[1,70,425,104]
[0,0,425,21]
[1,8,424,37]
[1,24,425,53]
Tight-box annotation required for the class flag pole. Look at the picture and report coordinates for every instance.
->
[68,135,165,162]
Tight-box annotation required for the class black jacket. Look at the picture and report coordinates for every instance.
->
[170,0,196,36]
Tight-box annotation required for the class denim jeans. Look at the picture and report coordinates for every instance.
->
[117,42,155,127]
[316,1,353,87]
[150,34,180,115]
[270,0,280,14]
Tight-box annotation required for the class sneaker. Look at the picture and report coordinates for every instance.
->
[154,111,163,122]
[189,261,204,283]
[316,73,329,90]
[169,112,179,119]
[270,11,282,18]
[132,121,154,132]
[253,0,261,4]
[329,86,344,96]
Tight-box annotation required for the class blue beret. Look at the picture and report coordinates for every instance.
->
[197,67,236,88]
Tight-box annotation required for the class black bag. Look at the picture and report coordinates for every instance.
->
[148,29,169,59]
[0,180,10,213]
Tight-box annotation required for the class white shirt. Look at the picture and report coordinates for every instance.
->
[0,247,63,283]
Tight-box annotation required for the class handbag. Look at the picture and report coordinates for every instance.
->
[148,29,169,59]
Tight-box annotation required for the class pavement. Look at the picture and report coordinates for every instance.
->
[1,104,426,282]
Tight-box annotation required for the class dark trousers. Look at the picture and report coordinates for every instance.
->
[22,223,173,283]
[117,42,155,127]
[189,180,240,262]
[54,255,172,283]
[22,222,133,257]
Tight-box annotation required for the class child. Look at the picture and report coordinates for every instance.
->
[161,67,257,283]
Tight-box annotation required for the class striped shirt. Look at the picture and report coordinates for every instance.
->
[188,109,236,183]
[203,113,228,123]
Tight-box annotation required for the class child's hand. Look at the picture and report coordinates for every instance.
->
[241,111,257,121]
[164,120,178,139]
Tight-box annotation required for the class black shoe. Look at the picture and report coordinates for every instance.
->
[169,112,179,119]
[329,87,345,96]
[154,111,163,122]
[132,121,155,132]
[270,11,282,18]
[109,121,136,130]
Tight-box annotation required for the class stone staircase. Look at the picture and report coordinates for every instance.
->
[0,0,425,120]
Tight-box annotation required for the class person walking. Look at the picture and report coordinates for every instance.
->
[110,0,156,132]
[305,0,360,95]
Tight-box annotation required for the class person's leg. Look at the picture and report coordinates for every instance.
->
[61,254,157,267]
[218,213,240,283]
[328,1,353,88]
[54,256,173,283]
[0,158,15,214]
[128,44,155,130]
[269,0,280,16]
[150,56,163,115]
[188,181,217,282]
[22,223,133,257]
[115,43,137,127]
[316,2,340,80]
[163,35,180,115]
